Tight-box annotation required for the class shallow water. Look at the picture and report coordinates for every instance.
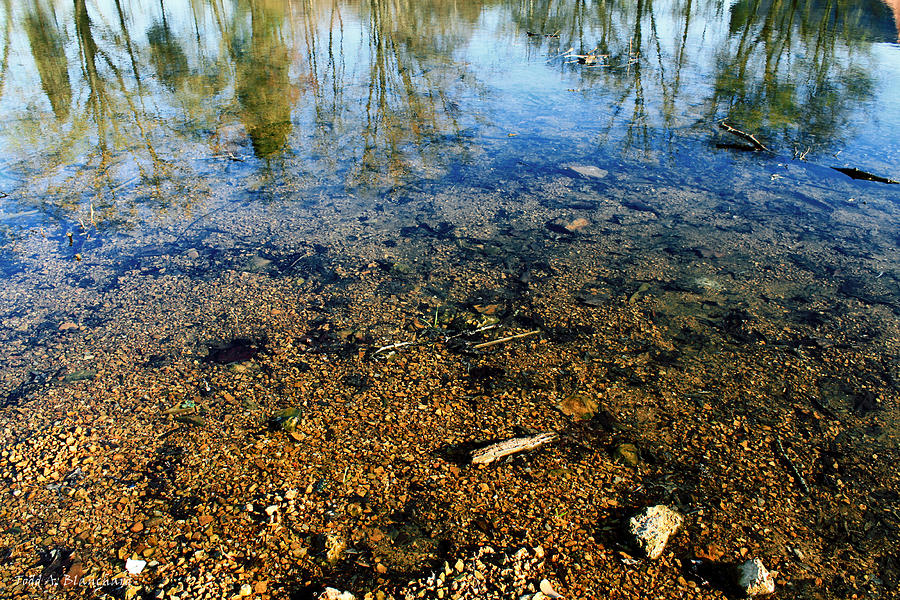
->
[0,0,899,596]
[1,0,898,351]
[1,0,898,226]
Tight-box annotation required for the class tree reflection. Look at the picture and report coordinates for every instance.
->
[231,0,295,160]
[885,0,900,41]
[709,0,880,152]
[147,11,189,93]
[512,0,883,157]
[350,0,483,185]
[25,0,71,120]
[0,0,893,229]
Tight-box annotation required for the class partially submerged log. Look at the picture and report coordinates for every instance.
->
[470,432,559,465]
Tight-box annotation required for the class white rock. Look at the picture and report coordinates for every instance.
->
[539,578,563,598]
[320,589,356,600]
[125,558,146,574]
[628,505,684,559]
[265,505,279,516]
[569,165,608,179]
[738,558,776,596]
[239,583,252,597]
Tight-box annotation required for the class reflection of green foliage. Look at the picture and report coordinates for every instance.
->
[147,20,189,92]
[25,0,71,119]
[348,0,483,186]
[712,0,877,151]
[232,0,293,159]
[513,0,880,157]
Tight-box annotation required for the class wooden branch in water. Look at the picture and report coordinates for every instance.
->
[371,340,415,357]
[774,435,811,495]
[470,432,559,465]
[471,330,541,349]
[719,121,773,153]
[831,167,899,184]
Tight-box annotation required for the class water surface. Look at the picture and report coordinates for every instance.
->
[0,1,899,594]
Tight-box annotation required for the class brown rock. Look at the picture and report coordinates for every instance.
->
[557,393,598,419]
[565,218,590,232]
[612,443,640,467]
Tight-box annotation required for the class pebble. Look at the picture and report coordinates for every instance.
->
[320,589,356,600]
[612,443,640,467]
[556,392,597,419]
[125,558,147,574]
[326,533,346,563]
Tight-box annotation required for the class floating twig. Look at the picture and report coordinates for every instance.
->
[793,146,811,161]
[547,48,576,62]
[470,431,559,465]
[471,330,541,349]
[210,153,244,162]
[774,435,811,495]
[719,121,773,153]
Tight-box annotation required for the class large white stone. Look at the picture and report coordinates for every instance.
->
[320,588,356,600]
[628,505,684,559]
[124,558,146,574]
[738,558,776,596]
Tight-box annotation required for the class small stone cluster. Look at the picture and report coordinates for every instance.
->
[396,546,551,600]
[315,546,557,600]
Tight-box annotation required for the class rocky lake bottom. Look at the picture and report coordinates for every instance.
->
[0,164,898,599]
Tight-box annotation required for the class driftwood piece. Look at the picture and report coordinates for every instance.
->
[719,121,773,153]
[470,432,559,465]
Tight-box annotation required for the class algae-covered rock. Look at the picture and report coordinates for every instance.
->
[269,407,302,432]
[557,392,598,420]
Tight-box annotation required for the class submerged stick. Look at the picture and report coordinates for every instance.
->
[470,431,559,465]
[472,330,541,349]
[774,435,810,495]
[371,340,415,357]
[719,121,773,153]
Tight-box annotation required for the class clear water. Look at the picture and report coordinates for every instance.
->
[1,0,898,409]
[0,1,899,595]
[0,0,898,229]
